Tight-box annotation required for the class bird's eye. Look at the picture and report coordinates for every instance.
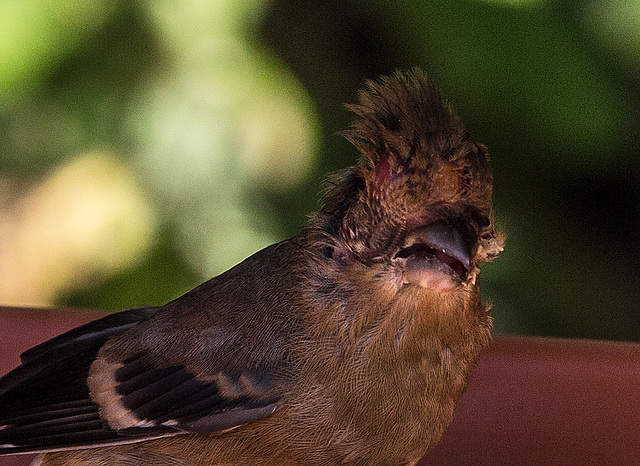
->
[351,175,366,193]
[321,246,334,259]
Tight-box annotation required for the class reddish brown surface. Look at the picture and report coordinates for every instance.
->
[421,336,640,465]
[2,307,640,465]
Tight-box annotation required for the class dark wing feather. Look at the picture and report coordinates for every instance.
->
[0,305,282,455]
[0,307,156,398]
[89,350,279,433]
[19,307,157,365]
[0,307,165,454]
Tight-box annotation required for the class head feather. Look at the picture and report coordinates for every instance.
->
[313,70,496,263]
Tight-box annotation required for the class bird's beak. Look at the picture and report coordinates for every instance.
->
[410,222,472,270]
[394,221,475,291]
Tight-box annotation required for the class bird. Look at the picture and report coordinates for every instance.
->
[0,69,503,465]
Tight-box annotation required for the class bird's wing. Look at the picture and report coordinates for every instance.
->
[0,305,283,455]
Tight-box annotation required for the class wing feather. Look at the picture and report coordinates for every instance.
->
[0,305,282,456]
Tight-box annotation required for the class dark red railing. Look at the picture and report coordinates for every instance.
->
[2,307,640,465]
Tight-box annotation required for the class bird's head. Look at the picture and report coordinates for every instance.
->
[314,70,503,293]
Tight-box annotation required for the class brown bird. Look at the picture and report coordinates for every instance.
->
[0,70,503,465]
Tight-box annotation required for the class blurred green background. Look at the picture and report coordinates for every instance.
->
[0,0,638,341]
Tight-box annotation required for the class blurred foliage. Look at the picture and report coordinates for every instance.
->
[0,0,639,342]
